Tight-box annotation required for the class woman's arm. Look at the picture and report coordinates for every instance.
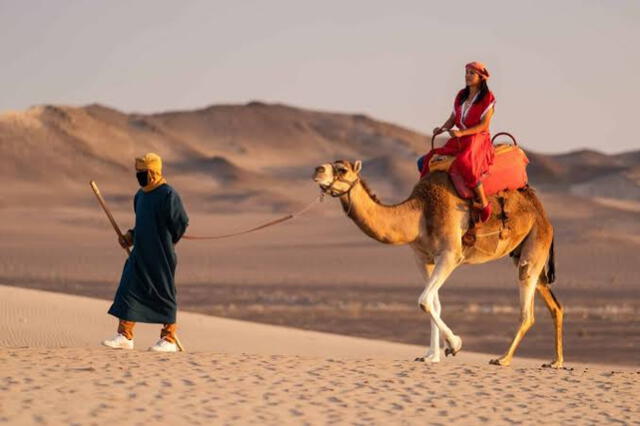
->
[433,113,455,135]
[450,107,493,137]
[442,112,455,130]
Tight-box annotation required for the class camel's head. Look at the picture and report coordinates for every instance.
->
[313,160,362,197]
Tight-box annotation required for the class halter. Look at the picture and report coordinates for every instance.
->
[319,164,360,215]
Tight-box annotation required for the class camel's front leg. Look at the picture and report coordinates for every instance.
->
[413,261,442,363]
[418,254,461,357]
[415,292,442,363]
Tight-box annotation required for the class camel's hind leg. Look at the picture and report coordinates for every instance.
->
[537,282,564,368]
[489,273,539,366]
[491,236,549,366]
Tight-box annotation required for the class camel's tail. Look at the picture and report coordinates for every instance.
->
[546,238,556,284]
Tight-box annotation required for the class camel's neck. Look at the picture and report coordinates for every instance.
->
[339,181,423,245]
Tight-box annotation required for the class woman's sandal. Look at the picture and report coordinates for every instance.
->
[477,202,492,223]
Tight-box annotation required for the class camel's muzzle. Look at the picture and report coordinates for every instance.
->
[313,165,334,187]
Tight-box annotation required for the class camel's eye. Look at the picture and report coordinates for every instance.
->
[336,167,347,175]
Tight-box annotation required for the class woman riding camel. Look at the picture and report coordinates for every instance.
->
[418,61,496,222]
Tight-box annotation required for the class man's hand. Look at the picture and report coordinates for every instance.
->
[119,231,133,249]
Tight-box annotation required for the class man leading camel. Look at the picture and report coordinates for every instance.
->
[102,153,189,352]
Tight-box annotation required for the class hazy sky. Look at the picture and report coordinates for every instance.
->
[1,1,638,153]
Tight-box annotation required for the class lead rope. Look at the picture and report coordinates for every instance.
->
[182,193,325,241]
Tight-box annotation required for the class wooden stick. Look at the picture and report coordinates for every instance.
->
[89,180,131,256]
[174,335,185,352]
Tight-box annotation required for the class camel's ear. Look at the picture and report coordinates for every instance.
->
[353,160,362,173]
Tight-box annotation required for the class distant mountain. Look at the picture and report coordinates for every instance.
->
[0,102,425,179]
[1,101,638,210]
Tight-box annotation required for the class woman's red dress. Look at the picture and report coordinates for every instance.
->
[420,89,496,189]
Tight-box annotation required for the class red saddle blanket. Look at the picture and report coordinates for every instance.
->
[429,144,529,199]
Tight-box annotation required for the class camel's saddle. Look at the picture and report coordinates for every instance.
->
[428,133,530,200]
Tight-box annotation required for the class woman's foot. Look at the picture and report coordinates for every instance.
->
[477,202,492,223]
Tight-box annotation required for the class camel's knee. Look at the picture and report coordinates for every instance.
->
[525,317,535,330]
[549,292,564,320]
[545,303,563,323]
[520,313,535,331]
[418,292,436,314]
[418,298,430,313]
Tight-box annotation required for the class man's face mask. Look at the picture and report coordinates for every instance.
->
[136,170,149,187]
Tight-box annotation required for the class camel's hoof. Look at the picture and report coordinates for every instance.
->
[542,361,571,370]
[489,358,510,367]
[444,335,462,357]
[414,355,441,363]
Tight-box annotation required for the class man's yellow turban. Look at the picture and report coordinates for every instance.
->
[135,153,167,192]
[135,153,163,174]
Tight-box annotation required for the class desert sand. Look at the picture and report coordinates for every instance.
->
[1,285,638,425]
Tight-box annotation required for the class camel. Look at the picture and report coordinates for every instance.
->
[313,160,564,368]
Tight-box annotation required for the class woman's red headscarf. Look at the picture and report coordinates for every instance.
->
[465,61,490,80]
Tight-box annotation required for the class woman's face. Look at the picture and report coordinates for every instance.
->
[465,68,482,87]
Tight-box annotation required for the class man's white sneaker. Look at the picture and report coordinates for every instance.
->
[102,334,134,350]
[148,339,178,352]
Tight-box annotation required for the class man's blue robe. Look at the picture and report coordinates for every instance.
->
[108,184,189,323]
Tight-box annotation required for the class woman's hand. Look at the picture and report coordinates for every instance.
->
[432,126,444,136]
[448,129,462,138]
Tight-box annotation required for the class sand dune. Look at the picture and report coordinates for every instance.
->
[1,285,637,425]
[3,101,639,213]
